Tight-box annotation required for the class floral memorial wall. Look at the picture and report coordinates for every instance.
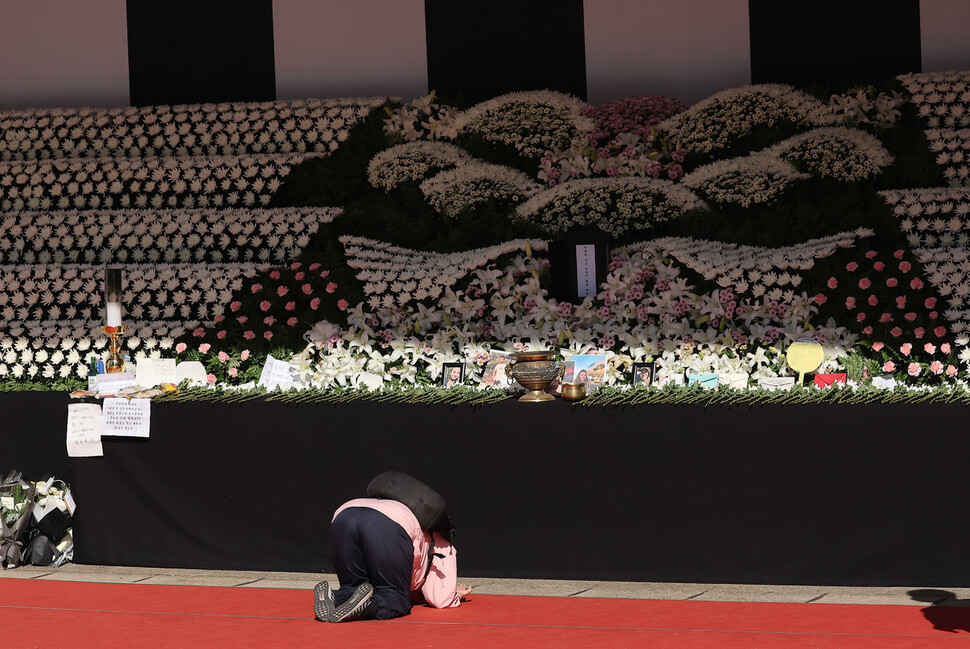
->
[0,74,969,398]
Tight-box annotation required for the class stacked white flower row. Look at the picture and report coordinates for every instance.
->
[656,84,838,157]
[0,320,192,381]
[515,177,707,237]
[0,153,301,212]
[341,235,548,308]
[681,128,893,207]
[367,141,474,191]
[0,206,339,265]
[449,90,595,160]
[0,263,263,326]
[420,162,541,216]
[883,188,970,325]
[627,229,871,297]
[0,97,385,162]
[898,71,970,129]
[926,128,970,187]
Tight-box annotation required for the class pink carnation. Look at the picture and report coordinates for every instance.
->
[338,299,349,311]
[218,351,230,364]
[915,327,925,339]
[237,315,248,324]
[925,297,937,309]
[270,270,280,280]
[935,326,947,337]
[900,343,912,356]
[910,277,924,290]
[259,300,271,311]
[310,297,321,310]
[873,261,885,271]
[243,330,255,340]
[867,295,878,306]
[277,286,289,297]
[213,314,225,323]
[899,261,911,273]
[827,277,838,289]
[263,331,273,340]
[287,317,298,327]
[302,284,313,295]
[947,364,958,377]
[241,350,250,361]
[814,293,827,305]
[941,343,952,354]
[890,327,903,337]
[326,282,337,293]
[284,301,296,311]
[846,261,859,271]
[192,327,205,337]
[856,312,866,322]
[904,312,917,321]
[228,367,238,378]
[858,278,871,289]
[207,373,217,384]
[866,250,879,259]
[896,296,906,309]
[862,326,873,334]
[250,283,262,293]
[893,250,905,259]
[290,262,302,271]
[872,341,884,352]
[908,363,921,377]
[886,277,898,287]
[175,342,187,354]
[882,361,895,372]
[199,343,211,354]
[263,316,276,326]
[216,330,227,340]
[309,263,321,271]
[295,272,305,280]
[230,301,241,312]
[924,343,937,354]
[320,270,330,278]
[879,312,892,323]
[845,297,856,309]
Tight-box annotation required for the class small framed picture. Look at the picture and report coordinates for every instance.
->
[632,362,655,387]
[480,353,510,388]
[442,363,464,388]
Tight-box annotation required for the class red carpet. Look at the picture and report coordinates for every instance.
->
[1,578,969,648]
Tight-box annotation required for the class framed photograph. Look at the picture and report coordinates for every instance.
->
[632,362,654,387]
[570,354,607,395]
[480,352,510,388]
[442,363,464,388]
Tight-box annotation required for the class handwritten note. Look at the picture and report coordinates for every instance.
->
[101,398,151,438]
[66,403,104,457]
[135,357,178,387]
[258,354,301,390]
[94,371,137,393]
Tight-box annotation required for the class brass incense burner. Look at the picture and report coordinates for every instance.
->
[506,350,563,403]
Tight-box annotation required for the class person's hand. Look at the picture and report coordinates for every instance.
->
[457,584,473,599]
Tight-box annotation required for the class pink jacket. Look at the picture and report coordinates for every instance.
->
[333,497,461,608]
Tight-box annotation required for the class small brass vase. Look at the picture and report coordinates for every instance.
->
[506,350,563,403]
[560,382,587,402]
[101,324,127,373]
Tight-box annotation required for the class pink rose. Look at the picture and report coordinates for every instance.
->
[326,282,337,293]
[263,316,276,326]
[935,326,947,337]
[199,343,211,354]
[263,331,273,340]
[915,327,925,339]
[868,295,878,306]
[846,262,859,271]
[866,250,879,259]
[882,361,895,372]
[942,343,952,354]
[259,300,271,311]
[924,343,937,354]
[277,286,289,297]
[872,341,885,352]
[947,364,958,377]
[910,277,924,290]
[886,277,898,287]
[310,297,321,310]
[207,373,217,384]
[827,277,838,289]
[925,297,937,309]
[216,330,227,340]
[908,363,921,377]
[858,278,871,289]
[845,297,856,309]
[899,261,911,273]
[218,351,230,364]
[338,299,349,311]
[900,343,912,356]
[228,367,238,378]
[175,342,187,354]
[243,330,255,340]
[287,317,298,327]
[893,250,905,259]
[241,350,250,361]
[873,261,885,271]
[890,327,903,337]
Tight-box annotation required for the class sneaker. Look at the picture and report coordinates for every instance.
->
[333,582,374,622]
[313,581,336,622]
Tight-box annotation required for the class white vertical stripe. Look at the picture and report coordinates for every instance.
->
[0,0,129,110]
[584,0,751,107]
[919,0,970,72]
[273,0,428,101]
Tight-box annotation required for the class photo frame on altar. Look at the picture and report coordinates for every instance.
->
[632,362,655,387]
[442,363,464,388]
[480,352,510,388]
[569,354,607,395]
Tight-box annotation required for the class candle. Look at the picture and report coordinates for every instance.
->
[105,267,123,327]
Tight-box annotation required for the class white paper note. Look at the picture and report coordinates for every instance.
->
[258,354,301,390]
[575,244,597,298]
[66,402,104,457]
[94,371,137,393]
[135,357,178,387]
[101,398,151,438]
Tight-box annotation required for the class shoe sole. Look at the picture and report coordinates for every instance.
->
[334,582,374,622]
[314,581,336,622]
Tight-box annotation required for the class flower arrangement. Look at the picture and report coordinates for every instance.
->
[656,84,836,157]
[0,206,338,264]
[367,141,474,191]
[0,98,383,162]
[420,162,541,216]
[0,154,300,212]
[898,71,970,129]
[382,92,460,142]
[515,176,707,237]
[764,127,894,182]
[926,128,970,187]
[681,154,809,207]
[451,90,595,160]
[826,86,908,130]
[582,95,688,147]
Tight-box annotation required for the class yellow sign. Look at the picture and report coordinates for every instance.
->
[786,338,824,385]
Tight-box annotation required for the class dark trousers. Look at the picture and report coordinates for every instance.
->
[331,507,414,620]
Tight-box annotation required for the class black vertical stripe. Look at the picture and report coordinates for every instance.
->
[126,0,276,107]
[424,0,587,106]
[749,0,921,90]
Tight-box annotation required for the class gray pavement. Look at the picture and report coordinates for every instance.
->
[2,563,969,607]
